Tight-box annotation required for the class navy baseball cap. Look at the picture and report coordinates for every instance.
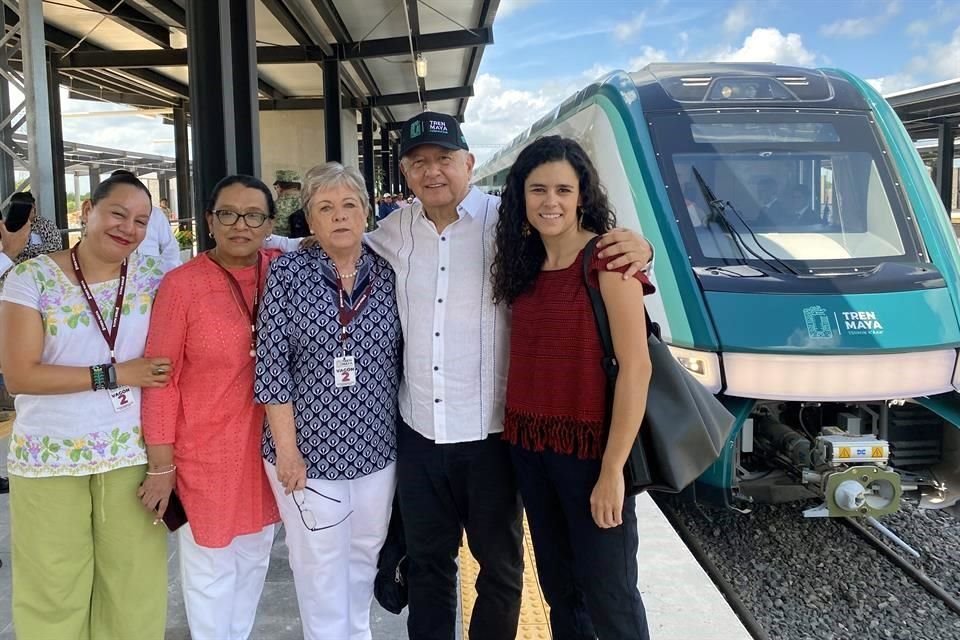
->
[399,111,469,158]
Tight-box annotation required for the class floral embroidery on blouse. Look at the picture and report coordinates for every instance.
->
[13,256,161,336]
[8,426,146,477]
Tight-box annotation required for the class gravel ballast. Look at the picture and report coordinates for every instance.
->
[659,496,960,640]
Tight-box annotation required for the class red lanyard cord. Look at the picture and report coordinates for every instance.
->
[207,251,263,355]
[70,244,128,363]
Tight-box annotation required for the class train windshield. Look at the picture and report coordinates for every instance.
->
[651,111,922,270]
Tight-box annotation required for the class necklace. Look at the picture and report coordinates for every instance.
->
[338,269,358,279]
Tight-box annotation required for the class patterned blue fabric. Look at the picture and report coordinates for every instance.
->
[255,244,402,480]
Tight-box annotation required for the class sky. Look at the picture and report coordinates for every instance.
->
[23,0,960,182]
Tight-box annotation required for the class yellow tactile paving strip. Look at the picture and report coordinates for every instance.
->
[460,516,553,639]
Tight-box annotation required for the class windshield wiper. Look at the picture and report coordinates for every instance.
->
[691,166,799,276]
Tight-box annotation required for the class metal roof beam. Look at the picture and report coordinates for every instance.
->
[260,0,332,55]
[370,85,472,107]
[457,0,499,118]
[136,0,186,27]
[258,86,473,111]
[66,89,174,108]
[75,0,172,48]
[58,28,492,68]
[2,7,189,98]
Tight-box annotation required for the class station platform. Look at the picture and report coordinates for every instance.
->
[0,415,749,639]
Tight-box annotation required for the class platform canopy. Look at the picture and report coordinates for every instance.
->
[886,78,960,213]
[21,0,498,128]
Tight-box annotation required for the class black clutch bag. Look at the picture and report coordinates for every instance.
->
[162,490,188,532]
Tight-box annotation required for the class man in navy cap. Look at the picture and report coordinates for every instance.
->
[366,111,652,640]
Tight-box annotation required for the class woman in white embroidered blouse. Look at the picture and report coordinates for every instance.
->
[0,172,174,640]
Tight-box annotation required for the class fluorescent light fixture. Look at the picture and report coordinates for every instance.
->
[415,54,427,79]
[666,345,723,394]
[723,350,957,401]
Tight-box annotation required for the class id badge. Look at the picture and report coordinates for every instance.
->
[109,386,136,412]
[334,355,357,388]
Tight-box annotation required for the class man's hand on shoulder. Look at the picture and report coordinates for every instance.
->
[596,228,653,279]
[0,218,31,261]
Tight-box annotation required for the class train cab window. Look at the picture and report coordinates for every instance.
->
[653,112,921,270]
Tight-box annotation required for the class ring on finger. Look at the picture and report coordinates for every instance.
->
[152,366,165,375]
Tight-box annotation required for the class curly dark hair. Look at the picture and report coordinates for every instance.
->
[491,135,616,305]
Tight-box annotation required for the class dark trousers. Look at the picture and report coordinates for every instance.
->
[511,445,650,640]
[397,423,524,640]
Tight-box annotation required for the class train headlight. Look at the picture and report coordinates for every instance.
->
[666,346,723,394]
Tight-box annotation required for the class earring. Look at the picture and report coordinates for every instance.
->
[521,222,531,237]
[208,231,214,239]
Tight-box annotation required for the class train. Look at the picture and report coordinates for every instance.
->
[473,63,960,519]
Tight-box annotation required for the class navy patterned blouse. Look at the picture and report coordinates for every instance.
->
[254,244,402,480]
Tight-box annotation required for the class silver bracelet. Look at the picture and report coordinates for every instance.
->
[145,465,176,476]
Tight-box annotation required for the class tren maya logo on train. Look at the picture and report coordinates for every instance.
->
[803,305,884,339]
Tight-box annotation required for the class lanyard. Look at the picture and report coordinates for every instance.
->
[70,244,127,363]
[336,265,375,355]
[207,251,262,356]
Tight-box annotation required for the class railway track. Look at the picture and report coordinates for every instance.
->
[653,495,960,640]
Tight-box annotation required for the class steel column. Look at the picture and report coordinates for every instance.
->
[0,45,15,199]
[186,0,259,249]
[229,0,260,176]
[158,175,170,202]
[380,128,391,193]
[392,142,401,196]
[47,51,68,229]
[361,107,375,209]
[323,59,342,162]
[20,0,54,223]
[935,122,956,215]
[89,165,101,192]
[173,106,191,229]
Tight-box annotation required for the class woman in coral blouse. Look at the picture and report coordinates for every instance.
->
[139,174,295,640]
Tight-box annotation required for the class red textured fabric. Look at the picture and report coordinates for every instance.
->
[143,249,282,548]
[504,247,654,459]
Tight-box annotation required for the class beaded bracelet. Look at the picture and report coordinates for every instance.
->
[89,364,107,391]
[145,465,177,476]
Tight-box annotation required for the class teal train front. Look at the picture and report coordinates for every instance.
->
[474,63,960,518]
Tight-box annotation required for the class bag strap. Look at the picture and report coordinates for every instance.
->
[581,236,619,383]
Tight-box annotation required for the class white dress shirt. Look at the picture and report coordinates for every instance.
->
[0,252,12,278]
[367,187,509,444]
[136,206,181,273]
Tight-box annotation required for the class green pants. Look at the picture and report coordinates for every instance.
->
[10,464,168,640]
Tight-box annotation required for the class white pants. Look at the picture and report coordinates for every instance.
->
[264,461,397,640]
[178,522,275,640]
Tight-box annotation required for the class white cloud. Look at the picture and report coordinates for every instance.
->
[723,2,752,36]
[820,0,901,38]
[628,46,668,70]
[614,12,646,41]
[714,28,817,67]
[496,0,543,18]
[906,20,930,38]
[870,24,960,95]
[462,73,579,165]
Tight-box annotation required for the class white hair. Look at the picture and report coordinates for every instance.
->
[301,162,371,216]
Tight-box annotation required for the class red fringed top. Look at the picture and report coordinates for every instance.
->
[504,247,654,459]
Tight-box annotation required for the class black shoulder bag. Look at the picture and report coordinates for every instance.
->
[581,236,736,494]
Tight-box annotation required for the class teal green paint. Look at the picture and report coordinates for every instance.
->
[699,396,755,489]
[916,392,960,428]
[705,288,960,353]
[829,70,960,322]
[587,85,718,349]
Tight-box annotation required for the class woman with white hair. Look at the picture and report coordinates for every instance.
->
[255,161,402,640]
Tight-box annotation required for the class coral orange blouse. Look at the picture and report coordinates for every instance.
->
[143,249,281,547]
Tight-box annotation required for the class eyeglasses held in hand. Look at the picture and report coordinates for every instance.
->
[292,485,353,531]
[210,209,270,228]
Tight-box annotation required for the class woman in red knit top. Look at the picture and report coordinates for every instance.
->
[492,136,654,639]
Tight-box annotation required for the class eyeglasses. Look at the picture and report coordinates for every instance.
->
[210,209,270,228]
[292,485,353,531]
